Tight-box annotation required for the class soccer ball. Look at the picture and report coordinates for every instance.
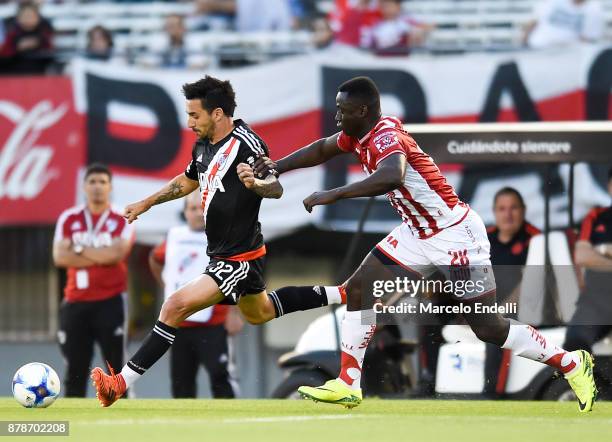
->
[12,362,61,408]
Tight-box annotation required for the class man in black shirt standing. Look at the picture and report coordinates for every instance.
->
[485,187,540,398]
[564,170,612,361]
[90,76,347,406]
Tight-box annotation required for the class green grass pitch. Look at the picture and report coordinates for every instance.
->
[1,398,610,442]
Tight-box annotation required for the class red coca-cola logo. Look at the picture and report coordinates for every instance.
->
[0,77,84,225]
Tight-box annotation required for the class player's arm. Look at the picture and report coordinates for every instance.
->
[302,153,406,212]
[80,237,132,266]
[575,240,612,271]
[237,163,283,199]
[124,174,199,223]
[253,133,346,177]
[53,239,97,268]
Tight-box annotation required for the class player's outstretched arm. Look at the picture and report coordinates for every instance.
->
[253,133,345,177]
[237,163,283,199]
[303,154,406,212]
[124,174,199,223]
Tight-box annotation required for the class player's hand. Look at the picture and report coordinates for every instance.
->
[123,200,150,223]
[253,156,279,178]
[237,163,256,189]
[303,189,341,213]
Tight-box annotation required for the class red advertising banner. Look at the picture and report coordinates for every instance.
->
[0,76,84,225]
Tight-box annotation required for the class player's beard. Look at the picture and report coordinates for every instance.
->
[202,121,216,141]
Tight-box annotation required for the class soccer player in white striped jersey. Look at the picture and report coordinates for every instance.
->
[254,76,597,412]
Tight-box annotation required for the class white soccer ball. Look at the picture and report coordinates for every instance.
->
[12,362,61,408]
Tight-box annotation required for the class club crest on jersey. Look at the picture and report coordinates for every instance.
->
[216,154,229,170]
[105,218,118,233]
[199,171,226,193]
[373,133,399,153]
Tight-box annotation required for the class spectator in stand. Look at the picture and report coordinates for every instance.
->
[523,0,604,49]
[137,14,207,70]
[366,0,435,55]
[310,13,335,49]
[235,0,293,32]
[85,25,114,61]
[159,14,189,68]
[288,0,319,29]
[187,0,235,31]
[329,0,381,48]
[0,1,54,74]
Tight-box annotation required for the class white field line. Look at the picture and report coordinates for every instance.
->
[79,415,369,425]
[73,414,612,426]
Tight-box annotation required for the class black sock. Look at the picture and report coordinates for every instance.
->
[268,286,342,318]
[127,320,177,375]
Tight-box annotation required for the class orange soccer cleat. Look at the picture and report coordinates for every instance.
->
[90,362,126,407]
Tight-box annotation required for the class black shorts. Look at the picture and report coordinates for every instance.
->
[205,256,266,302]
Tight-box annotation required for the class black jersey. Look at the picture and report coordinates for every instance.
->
[579,206,612,294]
[184,119,269,258]
[487,222,540,301]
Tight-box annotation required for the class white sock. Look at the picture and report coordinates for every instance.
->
[323,286,344,304]
[338,310,376,390]
[502,320,581,376]
[120,365,141,388]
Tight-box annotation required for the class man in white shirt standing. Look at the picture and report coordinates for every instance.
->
[524,0,604,48]
[149,190,243,398]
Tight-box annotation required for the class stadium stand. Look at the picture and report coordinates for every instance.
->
[0,0,611,65]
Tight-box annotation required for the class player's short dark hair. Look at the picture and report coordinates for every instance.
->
[493,187,525,208]
[84,163,112,181]
[338,76,381,110]
[182,76,237,117]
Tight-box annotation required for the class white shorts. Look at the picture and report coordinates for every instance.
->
[375,209,496,300]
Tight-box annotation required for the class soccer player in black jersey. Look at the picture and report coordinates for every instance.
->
[90,76,347,406]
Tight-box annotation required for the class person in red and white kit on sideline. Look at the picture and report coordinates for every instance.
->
[149,190,243,398]
[52,163,134,397]
[253,76,597,411]
[366,0,435,55]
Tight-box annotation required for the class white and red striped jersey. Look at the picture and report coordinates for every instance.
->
[337,116,469,238]
[53,205,134,302]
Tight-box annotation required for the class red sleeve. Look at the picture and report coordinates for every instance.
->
[579,209,600,242]
[372,130,405,166]
[337,132,354,153]
[524,222,541,238]
[152,241,166,265]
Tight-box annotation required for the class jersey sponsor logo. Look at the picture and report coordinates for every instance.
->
[373,132,399,153]
[71,231,113,247]
[199,171,226,193]
[386,235,399,249]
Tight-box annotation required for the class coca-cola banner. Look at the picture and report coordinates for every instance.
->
[0,77,84,225]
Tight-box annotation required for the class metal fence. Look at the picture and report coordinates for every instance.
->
[0,226,58,342]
